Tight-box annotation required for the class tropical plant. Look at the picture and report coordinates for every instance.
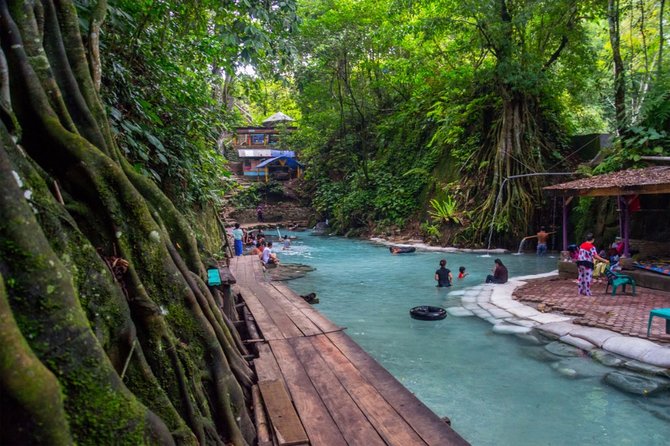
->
[420,221,442,242]
[429,197,461,225]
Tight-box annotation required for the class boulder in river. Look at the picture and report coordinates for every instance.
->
[545,341,585,358]
[603,370,670,396]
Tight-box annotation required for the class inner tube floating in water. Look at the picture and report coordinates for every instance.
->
[390,246,416,254]
[410,306,447,321]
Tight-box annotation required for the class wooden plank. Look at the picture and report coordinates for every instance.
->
[248,284,303,339]
[252,384,273,446]
[255,343,283,382]
[234,258,312,340]
[243,256,257,283]
[300,307,343,334]
[326,331,469,446]
[271,283,343,334]
[238,285,284,341]
[250,255,268,281]
[270,283,314,311]
[232,256,255,284]
[310,335,427,446]
[289,336,387,446]
[217,266,236,284]
[269,339,348,446]
[259,284,322,337]
[258,379,309,446]
[243,306,262,341]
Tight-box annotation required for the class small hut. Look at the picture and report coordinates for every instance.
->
[545,166,670,291]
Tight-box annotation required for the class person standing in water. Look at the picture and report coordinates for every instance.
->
[435,259,453,287]
[522,226,555,256]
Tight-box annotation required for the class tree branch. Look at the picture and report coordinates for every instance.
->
[88,0,107,92]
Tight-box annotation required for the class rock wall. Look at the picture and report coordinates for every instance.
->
[229,204,314,225]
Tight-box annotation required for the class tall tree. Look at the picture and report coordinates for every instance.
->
[0,0,297,443]
[608,0,627,134]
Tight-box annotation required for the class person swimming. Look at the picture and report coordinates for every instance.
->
[457,266,468,279]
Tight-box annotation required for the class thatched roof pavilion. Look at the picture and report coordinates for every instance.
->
[544,166,670,254]
[544,166,670,197]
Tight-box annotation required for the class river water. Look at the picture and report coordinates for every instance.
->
[278,232,669,445]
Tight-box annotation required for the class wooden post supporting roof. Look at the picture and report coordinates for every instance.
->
[562,197,569,251]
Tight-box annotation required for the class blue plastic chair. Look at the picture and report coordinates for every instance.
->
[207,268,222,286]
[647,308,670,336]
[604,266,635,296]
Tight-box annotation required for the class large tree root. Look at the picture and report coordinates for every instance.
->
[0,1,256,444]
[0,273,72,445]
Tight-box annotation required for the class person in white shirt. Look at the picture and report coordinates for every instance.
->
[260,241,279,265]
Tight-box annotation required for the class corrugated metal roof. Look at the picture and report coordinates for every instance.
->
[255,156,304,169]
[544,166,670,196]
[262,112,295,126]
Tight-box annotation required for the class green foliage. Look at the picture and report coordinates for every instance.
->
[596,76,670,173]
[229,181,286,208]
[74,0,298,208]
[572,196,596,243]
[420,221,441,243]
[229,186,261,209]
[428,197,461,225]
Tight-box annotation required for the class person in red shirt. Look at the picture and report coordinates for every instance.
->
[577,233,609,296]
[611,236,624,256]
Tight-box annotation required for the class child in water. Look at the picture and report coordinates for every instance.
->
[457,266,468,279]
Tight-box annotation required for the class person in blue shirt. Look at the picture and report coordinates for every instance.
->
[231,223,244,256]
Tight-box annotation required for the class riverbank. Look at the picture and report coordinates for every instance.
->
[369,236,509,254]
[445,272,670,379]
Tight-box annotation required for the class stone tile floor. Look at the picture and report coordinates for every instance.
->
[514,276,670,344]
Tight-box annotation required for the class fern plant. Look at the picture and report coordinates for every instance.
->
[429,197,461,225]
[420,221,441,241]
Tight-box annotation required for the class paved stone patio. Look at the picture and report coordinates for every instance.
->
[513,276,670,344]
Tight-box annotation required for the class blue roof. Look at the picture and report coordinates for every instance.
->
[255,156,304,169]
[271,150,295,157]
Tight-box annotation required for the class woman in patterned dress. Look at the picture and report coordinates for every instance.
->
[577,233,609,296]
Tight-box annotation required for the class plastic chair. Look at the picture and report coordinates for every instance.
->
[604,266,636,296]
[647,308,670,336]
[207,268,222,286]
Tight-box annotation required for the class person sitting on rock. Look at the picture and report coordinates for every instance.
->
[485,258,508,284]
[260,241,279,265]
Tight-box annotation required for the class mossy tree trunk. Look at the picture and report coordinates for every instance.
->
[0,0,254,444]
[464,0,576,244]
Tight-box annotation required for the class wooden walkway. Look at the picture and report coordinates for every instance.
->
[230,256,469,446]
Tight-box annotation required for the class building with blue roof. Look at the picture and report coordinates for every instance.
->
[232,113,303,181]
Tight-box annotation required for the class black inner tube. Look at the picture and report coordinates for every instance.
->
[410,305,447,321]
